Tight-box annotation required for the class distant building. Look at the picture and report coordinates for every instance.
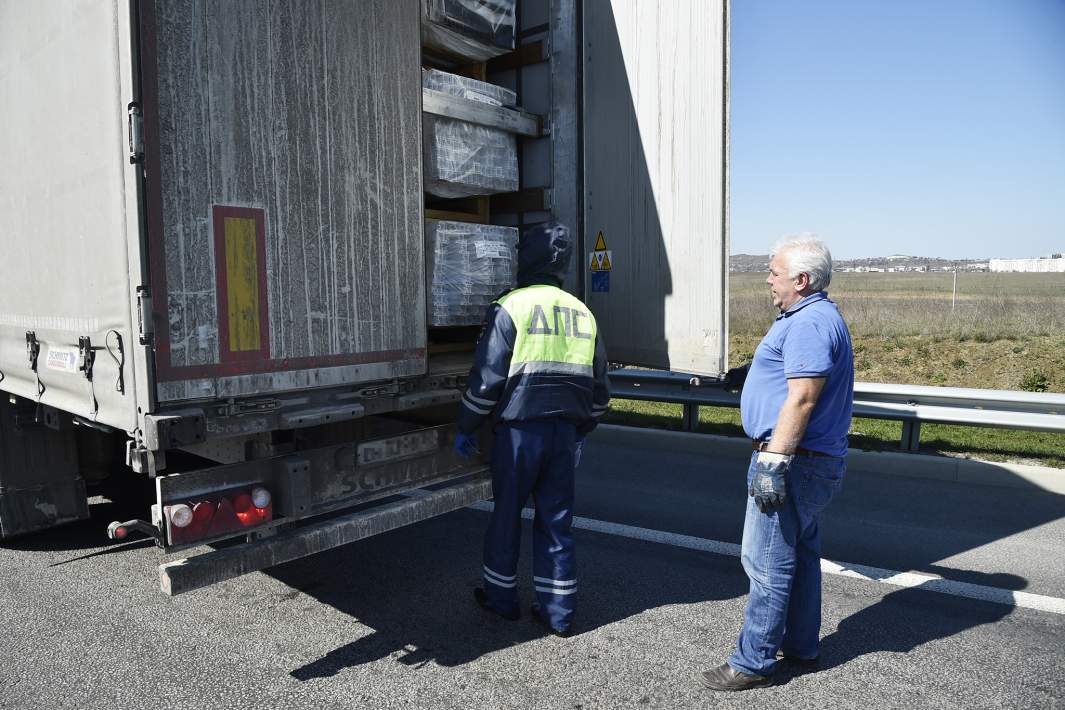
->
[989,257,1065,273]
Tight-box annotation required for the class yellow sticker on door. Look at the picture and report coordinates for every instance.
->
[224,216,262,353]
[589,232,612,272]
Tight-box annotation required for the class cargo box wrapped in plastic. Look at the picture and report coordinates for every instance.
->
[422,0,515,61]
[423,113,519,198]
[423,68,517,107]
[426,220,518,327]
[422,69,519,198]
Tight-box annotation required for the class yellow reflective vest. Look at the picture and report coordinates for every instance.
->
[458,284,611,434]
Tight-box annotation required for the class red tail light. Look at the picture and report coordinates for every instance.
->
[209,497,238,536]
[165,485,274,546]
[192,500,214,526]
[233,493,257,527]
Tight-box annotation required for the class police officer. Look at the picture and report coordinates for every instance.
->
[453,221,610,637]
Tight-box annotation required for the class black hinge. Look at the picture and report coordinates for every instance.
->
[25,331,40,371]
[25,331,46,416]
[214,398,281,417]
[78,336,96,382]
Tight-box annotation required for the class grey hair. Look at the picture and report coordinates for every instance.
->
[770,233,833,291]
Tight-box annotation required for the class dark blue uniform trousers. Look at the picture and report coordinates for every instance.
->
[481,420,579,631]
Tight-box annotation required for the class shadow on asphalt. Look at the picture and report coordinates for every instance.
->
[267,508,748,679]
[47,537,156,566]
[0,495,148,554]
[921,565,1029,591]
[816,576,1019,674]
[267,442,1065,681]
[567,435,1065,682]
[268,505,1026,684]
[821,465,1065,590]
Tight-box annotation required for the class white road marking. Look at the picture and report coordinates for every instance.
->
[468,501,1065,616]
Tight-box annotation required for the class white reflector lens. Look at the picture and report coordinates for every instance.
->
[170,503,194,528]
[251,486,271,509]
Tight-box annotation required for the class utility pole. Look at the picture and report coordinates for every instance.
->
[952,267,958,312]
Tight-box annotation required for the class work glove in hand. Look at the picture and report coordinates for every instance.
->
[574,438,585,468]
[454,431,479,459]
[748,451,792,513]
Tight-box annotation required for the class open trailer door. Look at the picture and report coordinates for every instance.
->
[582,0,729,377]
[139,0,427,403]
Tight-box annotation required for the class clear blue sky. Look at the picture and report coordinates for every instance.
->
[730,0,1065,260]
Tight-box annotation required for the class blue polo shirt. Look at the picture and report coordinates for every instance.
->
[740,291,854,457]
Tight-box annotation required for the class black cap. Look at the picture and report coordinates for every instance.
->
[518,221,572,286]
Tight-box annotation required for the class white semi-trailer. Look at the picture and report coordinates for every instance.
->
[0,0,729,595]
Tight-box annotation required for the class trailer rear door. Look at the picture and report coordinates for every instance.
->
[140,0,427,402]
[582,0,729,377]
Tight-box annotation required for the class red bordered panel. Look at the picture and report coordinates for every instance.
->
[138,0,425,386]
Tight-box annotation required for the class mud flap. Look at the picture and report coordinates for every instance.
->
[0,397,89,539]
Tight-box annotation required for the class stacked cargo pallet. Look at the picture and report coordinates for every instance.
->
[420,0,528,332]
[425,220,518,327]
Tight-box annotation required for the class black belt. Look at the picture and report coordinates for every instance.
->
[751,439,831,458]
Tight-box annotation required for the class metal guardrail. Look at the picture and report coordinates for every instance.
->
[608,369,1065,451]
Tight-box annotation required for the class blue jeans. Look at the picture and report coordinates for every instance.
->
[728,451,845,677]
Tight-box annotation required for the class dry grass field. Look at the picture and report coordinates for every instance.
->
[606,271,1065,467]
[730,271,1065,392]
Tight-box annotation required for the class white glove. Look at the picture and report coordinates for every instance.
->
[755,451,793,466]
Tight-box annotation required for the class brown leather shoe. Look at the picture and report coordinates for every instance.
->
[696,662,773,691]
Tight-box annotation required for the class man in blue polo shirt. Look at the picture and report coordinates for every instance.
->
[698,234,854,692]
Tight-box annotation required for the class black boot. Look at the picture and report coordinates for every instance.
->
[530,603,572,638]
[473,588,519,621]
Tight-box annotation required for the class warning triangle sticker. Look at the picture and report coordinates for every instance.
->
[594,232,607,251]
[601,252,612,271]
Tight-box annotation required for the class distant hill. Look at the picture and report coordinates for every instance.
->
[729,254,770,272]
[730,254,990,273]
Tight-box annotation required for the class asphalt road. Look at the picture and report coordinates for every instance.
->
[2,430,1064,709]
